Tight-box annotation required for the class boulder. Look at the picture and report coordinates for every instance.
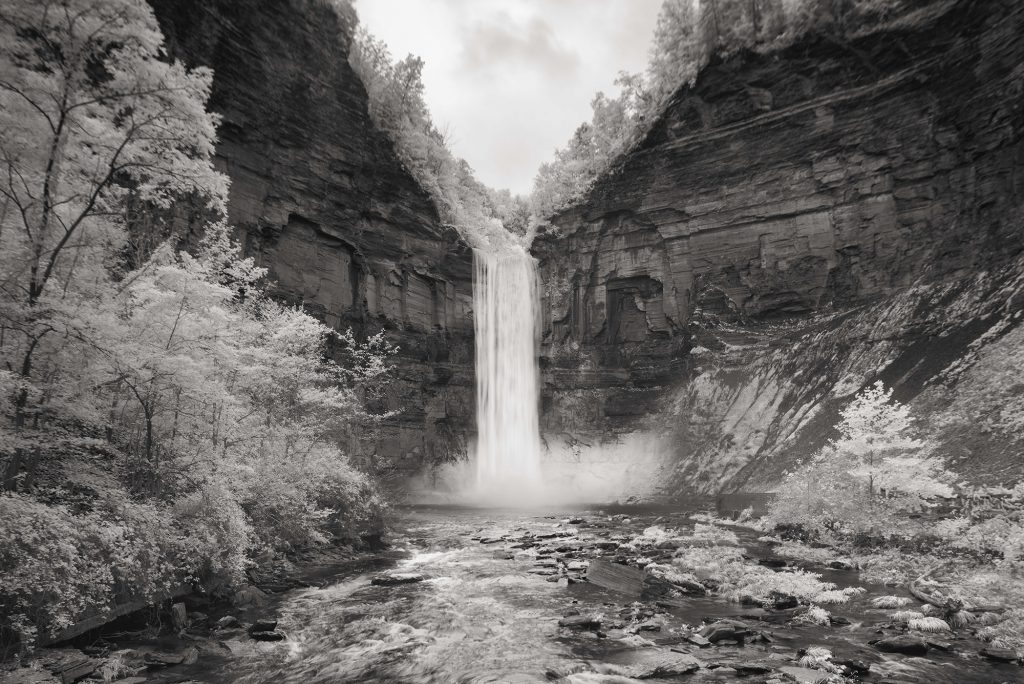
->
[699,619,755,644]
[370,572,425,586]
[231,585,268,609]
[871,635,929,655]
[170,602,188,631]
[249,630,285,642]
[778,666,830,684]
[215,615,241,629]
[248,618,278,633]
[558,615,602,630]
[979,646,1019,663]
[733,661,775,675]
[621,652,702,678]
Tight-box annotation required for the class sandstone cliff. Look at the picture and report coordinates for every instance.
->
[149,0,474,474]
[534,0,1024,497]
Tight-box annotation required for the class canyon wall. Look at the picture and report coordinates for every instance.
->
[534,0,1024,497]
[150,0,474,475]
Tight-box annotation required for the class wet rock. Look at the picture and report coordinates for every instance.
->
[835,658,870,675]
[249,630,285,642]
[759,558,787,568]
[699,619,755,644]
[38,648,99,683]
[371,572,425,586]
[924,638,952,651]
[559,615,602,630]
[980,646,1019,663]
[778,665,830,684]
[479,537,504,544]
[144,649,189,667]
[828,560,855,570]
[871,635,929,655]
[232,585,268,609]
[248,618,278,633]
[686,633,712,648]
[171,602,189,631]
[829,615,851,626]
[529,568,559,576]
[733,661,775,675]
[215,615,241,630]
[568,517,585,525]
[188,611,208,630]
[621,652,701,678]
[587,560,644,596]
[767,591,799,610]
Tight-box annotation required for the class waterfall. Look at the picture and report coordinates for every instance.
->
[473,246,543,496]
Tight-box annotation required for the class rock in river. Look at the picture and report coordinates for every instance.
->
[371,572,425,586]
[871,635,930,655]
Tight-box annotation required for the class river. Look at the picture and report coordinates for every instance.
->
[153,505,1021,684]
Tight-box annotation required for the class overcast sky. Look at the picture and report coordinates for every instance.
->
[355,0,663,196]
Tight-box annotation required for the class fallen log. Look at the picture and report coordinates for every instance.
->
[907,564,1005,614]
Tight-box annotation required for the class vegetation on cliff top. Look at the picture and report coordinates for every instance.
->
[337,4,530,249]
[0,0,391,645]
[531,0,952,220]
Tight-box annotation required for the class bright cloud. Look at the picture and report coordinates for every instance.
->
[354,0,663,195]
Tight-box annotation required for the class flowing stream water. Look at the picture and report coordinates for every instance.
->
[162,506,1016,684]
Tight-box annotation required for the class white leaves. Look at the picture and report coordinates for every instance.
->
[871,595,912,608]
[794,605,831,626]
[0,0,228,306]
[908,616,951,633]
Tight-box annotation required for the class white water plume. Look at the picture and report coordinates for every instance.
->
[472,246,543,500]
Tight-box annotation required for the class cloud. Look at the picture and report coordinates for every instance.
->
[459,14,580,81]
[354,0,664,195]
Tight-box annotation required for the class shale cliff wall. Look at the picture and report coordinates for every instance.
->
[534,0,1024,496]
[150,0,474,474]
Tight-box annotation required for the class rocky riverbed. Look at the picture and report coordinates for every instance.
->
[5,506,1021,684]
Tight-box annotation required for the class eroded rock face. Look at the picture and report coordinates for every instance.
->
[149,0,474,474]
[534,0,1024,495]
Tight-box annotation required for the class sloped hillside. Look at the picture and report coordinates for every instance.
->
[533,0,1024,495]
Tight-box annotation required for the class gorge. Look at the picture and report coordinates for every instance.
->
[2,0,1024,682]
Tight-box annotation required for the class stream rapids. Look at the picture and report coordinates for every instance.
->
[167,505,1018,684]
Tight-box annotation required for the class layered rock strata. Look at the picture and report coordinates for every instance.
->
[534,0,1024,495]
[150,0,474,473]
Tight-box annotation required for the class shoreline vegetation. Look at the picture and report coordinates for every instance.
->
[2,0,1022,681]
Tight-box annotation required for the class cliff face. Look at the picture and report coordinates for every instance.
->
[150,0,474,474]
[534,0,1024,496]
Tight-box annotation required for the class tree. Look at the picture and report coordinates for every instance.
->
[348,27,516,248]
[0,0,227,486]
[769,381,952,536]
[835,380,924,498]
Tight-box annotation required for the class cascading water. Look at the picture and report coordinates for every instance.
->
[472,246,543,498]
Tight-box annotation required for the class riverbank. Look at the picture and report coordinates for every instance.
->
[3,506,1021,683]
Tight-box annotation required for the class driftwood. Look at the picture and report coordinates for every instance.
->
[907,564,1005,614]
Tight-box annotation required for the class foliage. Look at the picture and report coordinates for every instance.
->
[767,381,953,537]
[0,0,394,642]
[670,527,861,606]
[347,27,520,249]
